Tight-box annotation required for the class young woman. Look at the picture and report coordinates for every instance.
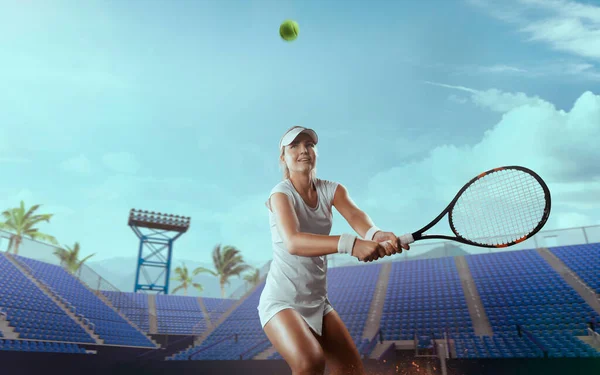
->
[258,126,410,375]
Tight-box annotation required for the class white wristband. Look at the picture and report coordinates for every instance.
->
[364,226,381,241]
[337,233,357,256]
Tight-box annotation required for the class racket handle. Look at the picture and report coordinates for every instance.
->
[399,233,415,246]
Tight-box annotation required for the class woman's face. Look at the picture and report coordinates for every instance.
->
[282,133,317,174]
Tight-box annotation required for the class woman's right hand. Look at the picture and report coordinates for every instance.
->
[352,238,389,262]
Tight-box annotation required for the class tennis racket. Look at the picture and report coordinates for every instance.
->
[397,165,551,249]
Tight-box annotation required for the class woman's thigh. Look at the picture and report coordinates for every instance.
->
[263,308,326,374]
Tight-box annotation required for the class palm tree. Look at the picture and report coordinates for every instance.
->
[53,242,95,274]
[171,263,204,296]
[193,244,251,298]
[0,201,59,255]
[243,268,261,287]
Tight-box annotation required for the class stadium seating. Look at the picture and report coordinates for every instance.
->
[13,255,156,348]
[170,283,270,360]
[454,332,545,359]
[465,249,600,358]
[549,243,600,294]
[0,254,95,343]
[156,294,206,334]
[101,291,150,332]
[0,339,88,353]
[380,258,474,341]
[2,243,599,361]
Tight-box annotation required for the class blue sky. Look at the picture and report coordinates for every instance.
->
[1,0,599,274]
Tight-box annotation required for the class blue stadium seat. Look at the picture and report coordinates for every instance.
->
[380,258,474,341]
[549,244,600,294]
[0,254,95,344]
[465,249,600,358]
[13,255,156,348]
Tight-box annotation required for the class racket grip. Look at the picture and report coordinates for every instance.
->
[399,233,414,246]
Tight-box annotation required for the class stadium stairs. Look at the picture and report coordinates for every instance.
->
[455,256,494,336]
[362,262,408,360]
[193,277,268,348]
[148,294,158,334]
[84,282,159,347]
[253,345,278,360]
[537,247,600,315]
[0,309,18,339]
[165,277,269,359]
[3,253,103,344]
[462,248,600,359]
[362,262,392,340]
[196,297,212,327]
[537,246,600,353]
[10,254,158,348]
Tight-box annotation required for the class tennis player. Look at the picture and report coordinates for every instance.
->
[258,126,410,375]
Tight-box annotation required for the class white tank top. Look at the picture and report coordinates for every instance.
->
[258,178,339,330]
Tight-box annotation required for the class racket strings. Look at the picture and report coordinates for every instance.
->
[451,169,547,246]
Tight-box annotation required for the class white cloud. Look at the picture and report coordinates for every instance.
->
[60,154,92,174]
[425,81,552,113]
[448,95,469,104]
[102,152,140,174]
[469,0,600,61]
[362,85,600,244]
[450,60,600,81]
[478,65,529,74]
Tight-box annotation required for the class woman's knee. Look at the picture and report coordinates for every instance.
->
[263,309,326,373]
[289,346,326,373]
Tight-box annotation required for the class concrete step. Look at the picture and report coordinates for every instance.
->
[578,336,600,352]
[536,248,600,315]
[455,256,493,336]
[148,294,158,334]
[0,314,18,339]
[193,279,266,347]
[253,345,277,360]
[197,297,212,328]
[74,281,159,348]
[362,262,392,340]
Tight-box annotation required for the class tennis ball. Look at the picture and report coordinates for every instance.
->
[279,20,299,42]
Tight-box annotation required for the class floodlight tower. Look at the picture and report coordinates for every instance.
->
[128,208,191,294]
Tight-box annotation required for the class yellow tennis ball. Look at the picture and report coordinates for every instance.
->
[279,20,299,42]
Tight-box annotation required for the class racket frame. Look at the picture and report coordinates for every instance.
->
[406,165,551,248]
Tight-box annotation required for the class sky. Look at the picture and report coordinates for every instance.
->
[1,0,599,286]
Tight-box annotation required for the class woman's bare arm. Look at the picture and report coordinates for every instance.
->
[269,192,341,256]
[331,184,378,239]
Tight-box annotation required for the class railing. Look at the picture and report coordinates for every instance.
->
[187,333,238,360]
[0,307,6,321]
[362,328,383,358]
[239,337,270,360]
[444,329,451,359]
[377,341,396,361]
[517,325,548,358]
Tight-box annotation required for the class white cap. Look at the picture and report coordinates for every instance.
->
[279,126,318,150]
